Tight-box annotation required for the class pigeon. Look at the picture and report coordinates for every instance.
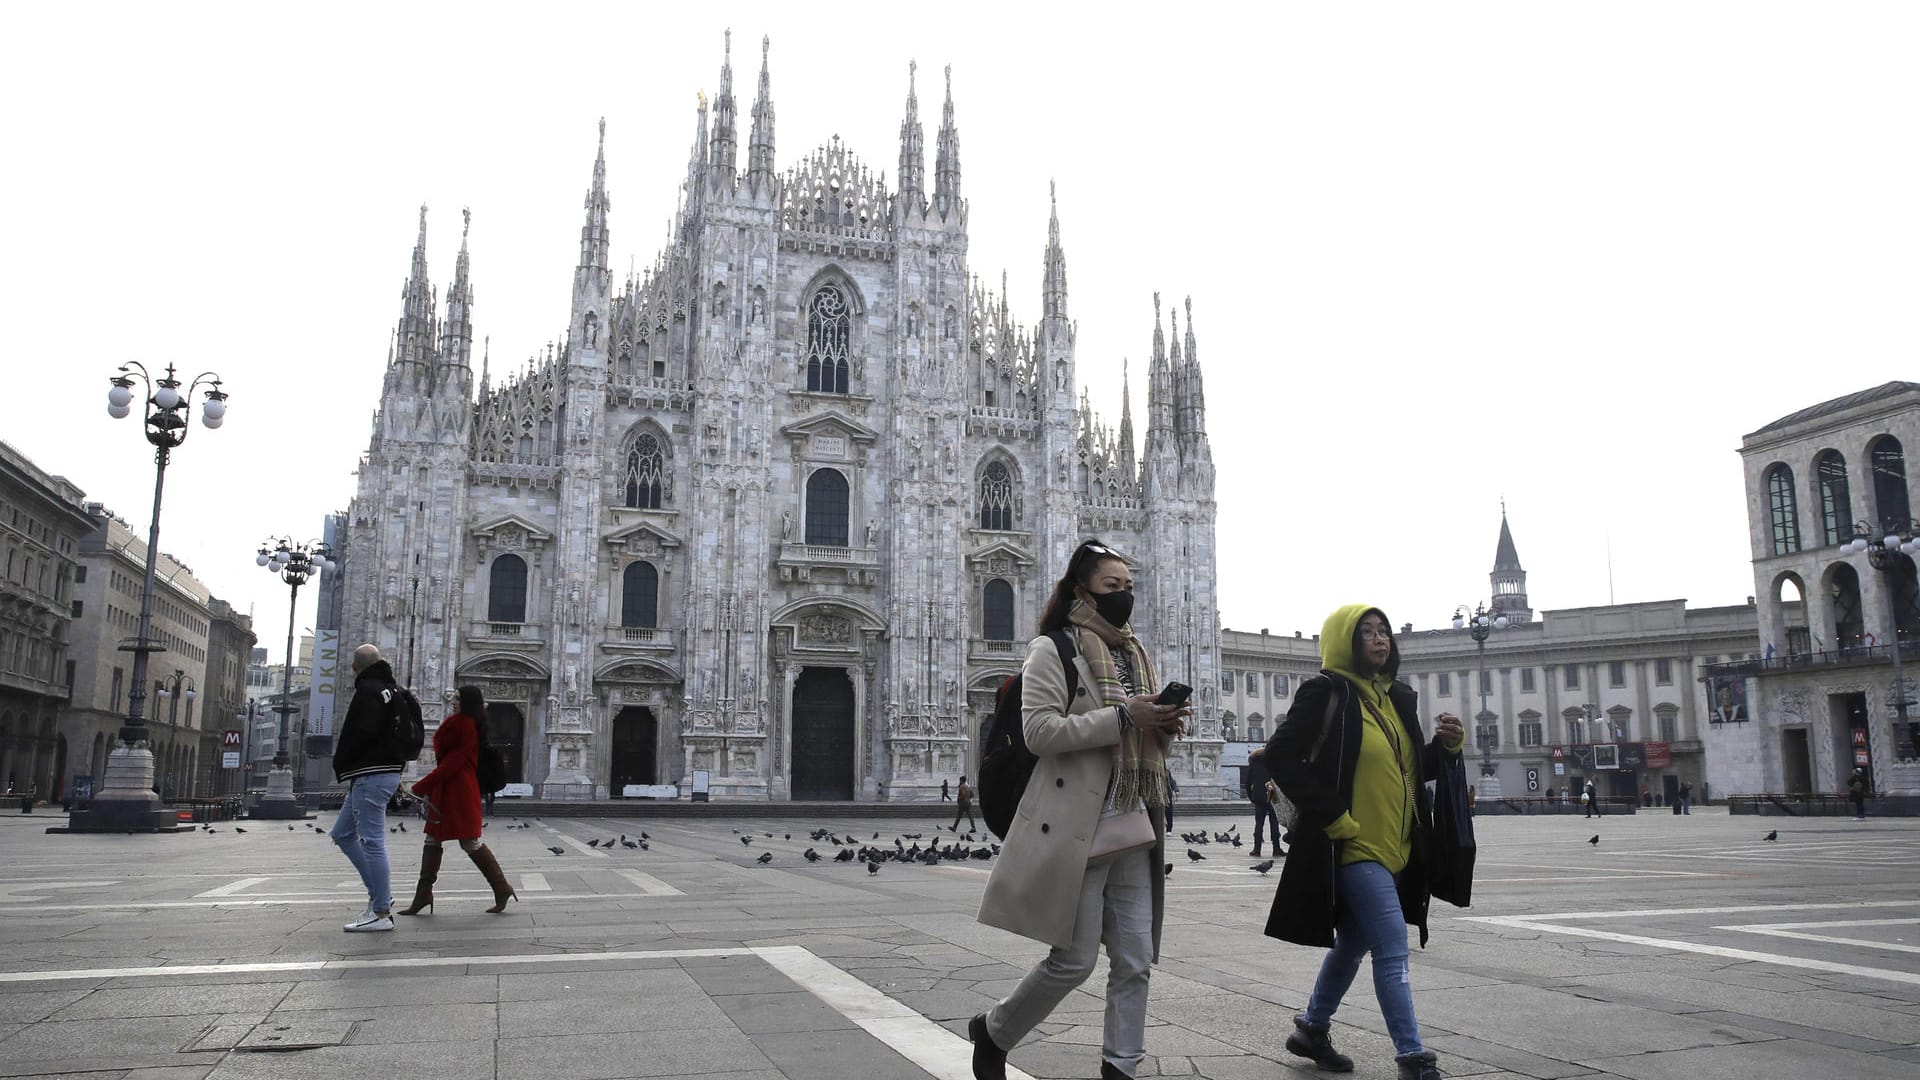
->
[834,848,856,862]
[234,827,247,834]
[547,846,567,855]
[587,838,601,848]
[1187,849,1206,861]
[397,822,406,833]
[872,831,880,840]
[868,861,879,875]
[204,827,218,834]
[641,831,651,840]
[784,833,791,840]
[287,824,296,831]
[756,851,774,864]
[622,839,640,850]
[1164,864,1174,877]
[804,848,821,862]
[1252,859,1274,874]
[740,836,753,846]
[1764,830,1778,841]
[1588,835,1600,846]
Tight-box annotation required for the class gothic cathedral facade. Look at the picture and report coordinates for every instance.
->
[342,37,1223,800]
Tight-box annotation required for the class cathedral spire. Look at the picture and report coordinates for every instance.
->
[1146,292,1173,439]
[394,203,437,374]
[580,119,610,272]
[439,206,474,378]
[1118,357,1136,476]
[1042,181,1068,322]
[709,30,738,177]
[897,61,925,210]
[1180,296,1207,440]
[747,35,776,192]
[933,65,961,217]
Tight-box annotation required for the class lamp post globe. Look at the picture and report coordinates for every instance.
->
[68,363,227,834]
[1452,601,1509,782]
[1847,521,1920,769]
[253,537,333,820]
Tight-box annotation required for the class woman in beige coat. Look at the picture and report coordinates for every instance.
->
[972,540,1190,1080]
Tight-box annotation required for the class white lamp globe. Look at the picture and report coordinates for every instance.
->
[153,385,180,410]
[201,414,223,429]
[256,552,271,567]
[1886,534,1902,550]
[107,403,131,419]
[202,397,227,420]
[1494,615,1511,630]
[184,689,196,702]
[1452,615,1465,630]
[108,384,133,408]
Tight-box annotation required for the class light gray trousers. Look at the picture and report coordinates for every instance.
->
[986,849,1154,1077]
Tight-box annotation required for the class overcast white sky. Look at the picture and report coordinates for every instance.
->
[7,3,1918,663]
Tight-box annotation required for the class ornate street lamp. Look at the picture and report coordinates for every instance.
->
[254,537,334,818]
[68,363,227,832]
[154,670,196,798]
[1453,602,1510,778]
[1840,522,1920,762]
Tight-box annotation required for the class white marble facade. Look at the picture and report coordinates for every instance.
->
[340,38,1223,800]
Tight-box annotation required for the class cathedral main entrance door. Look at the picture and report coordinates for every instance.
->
[790,666,855,801]
[610,707,658,793]
[485,704,526,785]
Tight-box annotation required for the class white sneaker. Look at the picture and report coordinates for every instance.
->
[344,909,394,932]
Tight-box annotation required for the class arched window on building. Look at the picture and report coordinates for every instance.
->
[983,578,1015,640]
[978,460,1015,530]
[1871,435,1910,531]
[804,469,850,546]
[1887,553,1920,643]
[1830,561,1865,650]
[1247,713,1266,743]
[805,285,850,393]
[622,431,666,509]
[488,554,527,624]
[621,562,659,629]
[1816,449,1851,546]
[1766,463,1800,555]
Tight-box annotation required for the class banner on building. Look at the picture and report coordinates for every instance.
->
[1709,674,1748,723]
[307,629,340,738]
[1593,744,1620,770]
[1644,741,1672,769]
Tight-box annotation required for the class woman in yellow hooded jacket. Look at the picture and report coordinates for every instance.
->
[1264,605,1464,1080]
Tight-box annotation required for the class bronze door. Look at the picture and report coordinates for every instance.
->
[610,707,658,793]
[790,667,855,800]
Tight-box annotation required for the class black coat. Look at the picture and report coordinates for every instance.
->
[1243,753,1274,802]
[1262,672,1447,949]
[333,660,407,782]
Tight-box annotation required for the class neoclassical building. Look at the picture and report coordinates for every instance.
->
[0,440,92,800]
[1711,381,1920,796]
[1220,514,1756,804]
[340,36,1223,800]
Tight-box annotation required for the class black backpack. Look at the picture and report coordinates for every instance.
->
[979,629,1078,840]
[383,686,427,761]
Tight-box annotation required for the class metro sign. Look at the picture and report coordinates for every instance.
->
[222,729,243,748]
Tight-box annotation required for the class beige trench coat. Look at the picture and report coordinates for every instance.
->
[976,633,1168,957]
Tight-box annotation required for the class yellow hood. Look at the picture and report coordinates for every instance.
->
[1320,603,1401,699]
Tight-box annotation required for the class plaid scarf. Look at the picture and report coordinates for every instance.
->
[1068,598,1169,812]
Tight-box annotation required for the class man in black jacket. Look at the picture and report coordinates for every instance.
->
[329,644,408,932]
[1244,748,1285,857]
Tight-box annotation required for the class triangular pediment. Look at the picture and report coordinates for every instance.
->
[967,539,1037,571]
[470,514,553,542]
[602,520,684,549]
[778,410,880,444]
[455,653,551,680]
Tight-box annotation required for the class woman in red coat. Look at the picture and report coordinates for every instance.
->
[399,685,515,914]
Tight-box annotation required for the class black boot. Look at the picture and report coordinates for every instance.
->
[1285,1017,1353,1072]
[1099,1062,1130,1079]
[969,1013,1006,1080]
[1396,1050,1442,1080]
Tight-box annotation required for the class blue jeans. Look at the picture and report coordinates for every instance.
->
[1252,799,1283,852]
[330,773,401,912]
[1303,860,1423,1057]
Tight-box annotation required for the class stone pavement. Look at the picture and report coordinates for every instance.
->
[0,805,1915,1079]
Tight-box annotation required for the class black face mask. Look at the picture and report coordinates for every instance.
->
[1091,589,1134,627]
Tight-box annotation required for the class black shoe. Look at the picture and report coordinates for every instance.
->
[1100,1062,1130,1079]
[969,1013,1006,1080]
[1285,1017,1353,1072]
[1396,1050,1442,1080]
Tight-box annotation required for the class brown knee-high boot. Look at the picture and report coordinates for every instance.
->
[398,843,442,916]
[467,843,517,913]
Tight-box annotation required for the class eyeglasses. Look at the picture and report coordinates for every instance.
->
[1358,627,1393,642]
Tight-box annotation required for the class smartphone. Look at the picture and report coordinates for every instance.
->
[1155,681,1193,708]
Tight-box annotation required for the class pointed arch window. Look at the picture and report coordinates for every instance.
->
[623,432,666,509]
[804,469,850,546]
[979,461,1015,530]
[1766,463,1800,555]
[805,285,850,393]
[488,554,527,624]
[1816,449,1852,546]
[1871,436,1910,531]
[983,578,1015,640]
[621,562,659,629]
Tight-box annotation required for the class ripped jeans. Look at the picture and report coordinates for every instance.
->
[1301,859,1423,1057]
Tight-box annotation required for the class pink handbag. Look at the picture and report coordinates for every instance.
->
[1087,806,1155,863]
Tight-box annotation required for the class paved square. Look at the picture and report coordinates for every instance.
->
[0,807,1915,1078]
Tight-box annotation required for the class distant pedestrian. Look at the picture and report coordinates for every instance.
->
[952,776,977,833]
[1849,768,1867,820]
[974,539,1186,1080]
[331,644,409,933]
[1679,781,1693,815]
[1244,748,1284,857]
[1466,784,1476,812]
[1164,773,1178,833]
[1641,786,1651,807]
[942,778,952,801]
[1266,605,1462,1080]
[400,685,517,916]
[1583,780,1601,819]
